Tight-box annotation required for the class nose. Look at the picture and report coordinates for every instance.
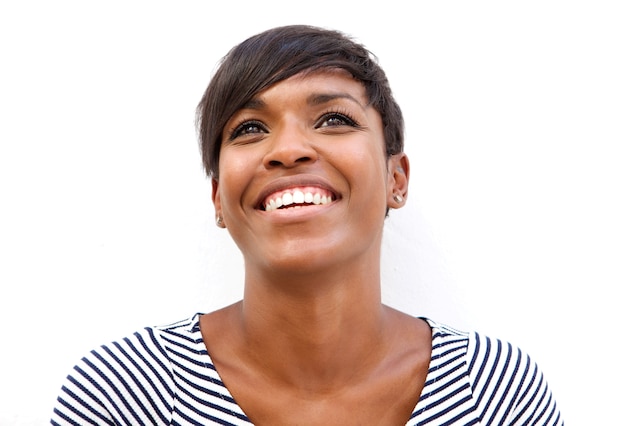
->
[263,122,318,169]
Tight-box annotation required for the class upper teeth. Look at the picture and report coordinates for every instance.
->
[264,189,333,212]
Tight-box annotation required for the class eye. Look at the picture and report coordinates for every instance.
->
[316,112,359,129]
[229,120,267,141]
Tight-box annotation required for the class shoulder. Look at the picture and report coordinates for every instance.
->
[422,318,471,364]
[423,319,563,425]
[467,331,563,424]
[153,311,205,349]
[51,313,204,425]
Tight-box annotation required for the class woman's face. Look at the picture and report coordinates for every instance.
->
[213,69,408,274]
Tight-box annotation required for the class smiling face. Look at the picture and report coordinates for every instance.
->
[212,69,408,275]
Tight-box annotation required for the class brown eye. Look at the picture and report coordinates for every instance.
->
[316,112,358,128]
[230,120,267,140]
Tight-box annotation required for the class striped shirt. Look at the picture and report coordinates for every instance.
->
[51,313,563,425]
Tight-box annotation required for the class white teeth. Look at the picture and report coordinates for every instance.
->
[293,190,304,204]
[282,192,293,206]
[264,190,334,212]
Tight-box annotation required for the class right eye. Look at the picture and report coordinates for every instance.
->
[229,120,267,140]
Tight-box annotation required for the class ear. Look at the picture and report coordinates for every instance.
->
[387,153,410,208]
[212,178,226,228]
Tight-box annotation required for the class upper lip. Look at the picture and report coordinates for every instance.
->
[255,175,340,210]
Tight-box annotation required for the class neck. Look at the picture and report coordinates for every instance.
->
[236,255,390,391]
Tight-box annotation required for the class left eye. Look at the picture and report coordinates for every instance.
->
[230,120,267,140]
[316,113,357,128]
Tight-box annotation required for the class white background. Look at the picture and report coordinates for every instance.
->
[1,1,624,424]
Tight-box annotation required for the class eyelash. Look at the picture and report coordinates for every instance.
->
[227,109,360,141]
[228,120,267,141]
[315,110,360,129]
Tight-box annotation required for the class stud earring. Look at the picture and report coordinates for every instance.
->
[393,194,404,203]
[216,216,224,228]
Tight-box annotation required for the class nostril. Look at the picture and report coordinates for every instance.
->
[267,156,312,168]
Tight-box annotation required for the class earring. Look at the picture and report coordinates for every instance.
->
[216,216,224,228]
[393,194,404,203]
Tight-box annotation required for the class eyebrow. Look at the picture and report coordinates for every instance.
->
[306,93,365,109]
[239,92,365,111]
[240,98,267,110]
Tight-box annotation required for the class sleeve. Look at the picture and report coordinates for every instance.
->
[50,327,176,426]
[467,332,564,426]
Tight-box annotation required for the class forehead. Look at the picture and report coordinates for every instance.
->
[250,68,369,107]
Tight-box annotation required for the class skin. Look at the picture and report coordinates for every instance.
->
[201,69,432,425]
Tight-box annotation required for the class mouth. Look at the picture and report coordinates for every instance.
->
[259,186,337,212]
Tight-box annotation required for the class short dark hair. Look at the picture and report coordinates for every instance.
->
[196,25,404,178]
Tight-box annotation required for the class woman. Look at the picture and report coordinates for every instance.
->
[51,25,563,425]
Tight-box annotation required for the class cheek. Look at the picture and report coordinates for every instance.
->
[348,144,388,185]
[217,147,263,211]
[219,148,256,182]
[217,154,246,201]
[219,147,246,172]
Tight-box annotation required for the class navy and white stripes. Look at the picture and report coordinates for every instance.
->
[51,314,562,425]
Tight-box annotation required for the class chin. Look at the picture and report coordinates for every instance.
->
[256,240,340,271]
